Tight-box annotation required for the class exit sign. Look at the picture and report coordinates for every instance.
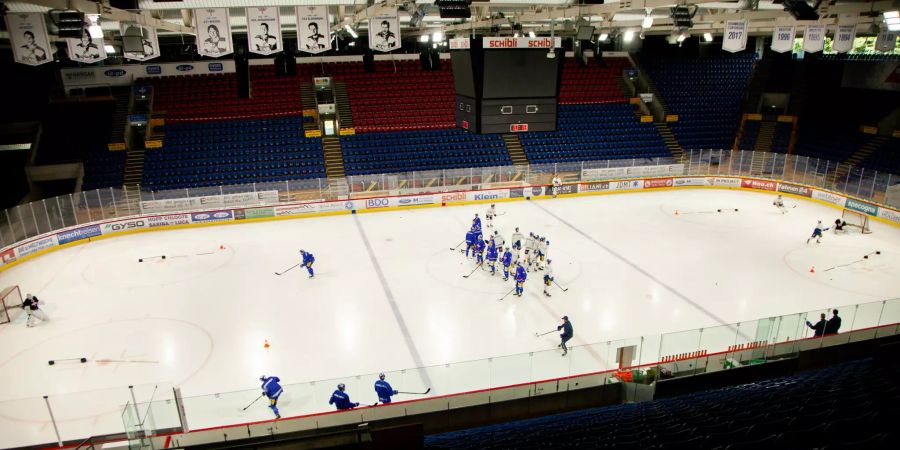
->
[510,123,529,132]
[462,120,469,129]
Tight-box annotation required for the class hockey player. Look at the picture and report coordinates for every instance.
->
[537,237,549,270]
[491,230,505,249]
[464,228,478,257]
[773,195,787,214]
[22,294,49,327]
[523,233,536,271]
[833,218,847,234]
[472,214,482,232]
[557,316,573,356]
[543,259,554,297]
[329,383,359,410]
[510,227,524,259]
[374,373,398,404]
[551,175,562,198]
[475,236,486,266]
[486,204,496,228]
[260,375,283,418]
[514,263,527,297]
[486,242,499,276]
[299,250,315,278]
[501,247,513,281]
[807,221,828,244]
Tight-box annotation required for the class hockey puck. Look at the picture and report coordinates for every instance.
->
[48,361,54,366]
[735,208,739,212]
[864,255,868,259]
[138,259,143,262]
[717,209,722,212]
[80,358,87,363]
[876,251,881,255]
[161,255,166,260]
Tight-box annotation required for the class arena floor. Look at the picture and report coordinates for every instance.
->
[2,188,899,447]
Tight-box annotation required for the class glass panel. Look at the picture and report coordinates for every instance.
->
[0,396,61,449]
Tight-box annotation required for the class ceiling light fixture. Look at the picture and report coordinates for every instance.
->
[344,24,358,39]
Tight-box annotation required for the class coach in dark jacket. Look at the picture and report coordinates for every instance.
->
[824,309,841,335]
[806,313,827,337]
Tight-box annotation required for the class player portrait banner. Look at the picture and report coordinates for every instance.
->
[195,8,233,58]
[832,24,856,54]
[875,31,899,53]
[247,7,282,55]
[296,5,331,54]
[6,13,52,66]
[771,26,795,53]
[67,19,107,64]
[120,24,160,61]
[722,20,748,53]
[369,8,400,52]
[802,25,826,53]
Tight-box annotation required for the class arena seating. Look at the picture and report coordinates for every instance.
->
[640,54,756,150]
[82,149,126,190]
[519,104,670,163]
[141,66,315,122]
[330,59,455,133]
[737,121,760,150]
[559,57,631,105]
[340,129,510,176]
[860,138,900,174]
[771,122,792,153]
[425,358,895,449]
[142,116,325,190]
[793,122,870,162]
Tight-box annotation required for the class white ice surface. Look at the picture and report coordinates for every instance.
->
[1,188,899,448]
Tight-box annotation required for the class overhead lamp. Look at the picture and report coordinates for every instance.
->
[420,34,430,42]
[670,5,697,32]
[104,45,115,53]
[703,32,713,42]
[886,11,900,31]
[344,24,358,39]
[598,32,609,41]
[642,16,654,29]
[677,33,688,43]
[528,31,536,38]
[432,31,443,42]
[349,41,356,46]
[884,11,899,19]
[624,30,635,42]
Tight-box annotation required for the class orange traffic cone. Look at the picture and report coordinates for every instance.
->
[809,266,815,273]
[674,210,679,215]
[264,339,270,350]
[220,244,225,250]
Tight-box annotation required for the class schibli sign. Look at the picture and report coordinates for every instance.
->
[482,37,562,49]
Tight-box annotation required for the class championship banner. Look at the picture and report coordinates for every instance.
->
[5,13,52,66]
[802,25,826,53]
[67,19,107,64]
[246,7,281,55]
[875,31,899,53]
[832,24,856,54]
[771,26,795,53]
[120,24,159,61]
[195,8,233,58]
[296,6,331,54]
[722,20,748,53]
[369,8,400,52]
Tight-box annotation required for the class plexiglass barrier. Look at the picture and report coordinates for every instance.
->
[1,149,897,249]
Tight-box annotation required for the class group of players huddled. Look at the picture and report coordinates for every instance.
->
[463,204,557,297]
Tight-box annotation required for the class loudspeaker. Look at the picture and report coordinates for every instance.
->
[430,51,441,70]
[363,52,375,73]
[57,11,85,39]
[235,46,250,99]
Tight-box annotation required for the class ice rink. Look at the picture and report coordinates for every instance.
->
[2,188,900,448]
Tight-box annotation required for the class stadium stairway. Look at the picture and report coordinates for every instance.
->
[322,136,346,179]
[655,123,684,161]
[753,121,776,152]
[628,57,671,115]
[829,135,890,183]
[300,83,319,136]
[334,82,354,130]
[502,134,529,167]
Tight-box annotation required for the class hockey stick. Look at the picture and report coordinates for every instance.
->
[462,262,483,278]
[397,388,431,395]
[824,251,881,272]
[553,280,569,292]
[498,287,516,301]
[535,330,556,337]
[275,263,301,276]
[242,393,264,411]
[449,240,465,251]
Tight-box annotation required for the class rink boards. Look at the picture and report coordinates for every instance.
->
[2,175,899,273]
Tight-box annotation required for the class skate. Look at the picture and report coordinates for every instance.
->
[562,351,567,357]
[275,414,281,419]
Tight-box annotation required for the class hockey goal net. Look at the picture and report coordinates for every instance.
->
[841,209,872,234]
[0,286,23,325]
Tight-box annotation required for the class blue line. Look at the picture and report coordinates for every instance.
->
[352,215,433,388]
